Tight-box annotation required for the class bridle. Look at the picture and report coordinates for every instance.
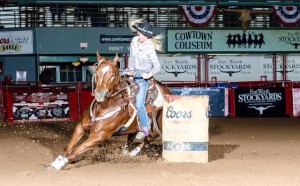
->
[91,61,122,99]
[89,60,130,125]
[91,58,104,97]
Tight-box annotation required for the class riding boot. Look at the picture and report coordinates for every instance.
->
[135,120,151,140]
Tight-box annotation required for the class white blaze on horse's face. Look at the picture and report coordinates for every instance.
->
[97,66,109,85]
[94,63,115,102]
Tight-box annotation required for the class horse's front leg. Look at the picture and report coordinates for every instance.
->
[50,113,90,170]
[49,121,86,170]
[50,131,111,170]
[61,110,91,157]
[61,121,85,157]
[66,131,111,160]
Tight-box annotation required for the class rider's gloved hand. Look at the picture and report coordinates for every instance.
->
[127,71,136,76]
[142,72,153,79]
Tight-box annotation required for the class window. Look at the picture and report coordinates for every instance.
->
[60,65,82,82]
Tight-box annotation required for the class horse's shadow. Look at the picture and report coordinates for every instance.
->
[59,143,239,170]
[30,122,239,169]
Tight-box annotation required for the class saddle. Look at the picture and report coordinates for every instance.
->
[126,77,161,113]
[114,77,163,136]
[145,78,159,106]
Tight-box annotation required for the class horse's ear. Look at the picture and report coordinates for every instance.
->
[96,51,102,62]
[112,53,119,66]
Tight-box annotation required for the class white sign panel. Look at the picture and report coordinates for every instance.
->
[0,30,33,55]
[262,55,282,81]
[167,29,300,53]
[155,55,198,81]
[208,54,300,82]
[261,54,300,81]
[292,88,300,117]
[285,55,300,81]
[208,55,272,82]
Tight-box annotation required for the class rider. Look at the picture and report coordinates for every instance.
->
[128,17,164,140]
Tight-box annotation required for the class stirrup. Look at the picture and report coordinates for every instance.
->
[135,128,149,140]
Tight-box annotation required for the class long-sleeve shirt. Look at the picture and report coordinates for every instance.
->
[128,36,160,76]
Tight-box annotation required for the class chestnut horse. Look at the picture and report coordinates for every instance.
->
[50,52,172,170]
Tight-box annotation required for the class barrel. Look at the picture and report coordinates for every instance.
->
[162,95,209,163]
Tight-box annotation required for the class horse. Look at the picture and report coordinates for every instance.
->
[49,52,172,170]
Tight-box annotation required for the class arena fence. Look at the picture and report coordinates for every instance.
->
[0,80,298,123]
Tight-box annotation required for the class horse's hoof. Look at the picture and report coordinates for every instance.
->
[129,147,141,157]
[122,149,129,156]
[121,145,129,156]
[50,155,68,170]
[43,165,56,172]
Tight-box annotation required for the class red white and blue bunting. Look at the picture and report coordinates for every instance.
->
[179,5,217,27]
[273,6,300,26]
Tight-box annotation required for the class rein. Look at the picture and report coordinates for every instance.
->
[105,86,127,98]
[91,73,96,96]
[90,73,130,124]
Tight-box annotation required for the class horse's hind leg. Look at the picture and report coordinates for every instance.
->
[121,134,145,157]
[129,141,145,157]
[121,133,135,155]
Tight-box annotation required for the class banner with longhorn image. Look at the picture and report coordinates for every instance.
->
[234,88,285,117]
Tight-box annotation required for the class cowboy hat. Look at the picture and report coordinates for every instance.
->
[132,22,153,37]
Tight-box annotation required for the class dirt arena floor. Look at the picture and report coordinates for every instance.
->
[1,117,300,186]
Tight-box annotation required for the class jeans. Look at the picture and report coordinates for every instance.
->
[135,78,150,129]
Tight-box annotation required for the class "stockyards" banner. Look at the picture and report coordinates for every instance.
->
[234,88,285,117]
[208,54,300,82]
[0,30,33,55]
[154,55,197,81]
[167,29,300,53]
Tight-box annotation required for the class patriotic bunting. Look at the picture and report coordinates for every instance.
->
[179,5,217,27]
[273,6,300,26]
